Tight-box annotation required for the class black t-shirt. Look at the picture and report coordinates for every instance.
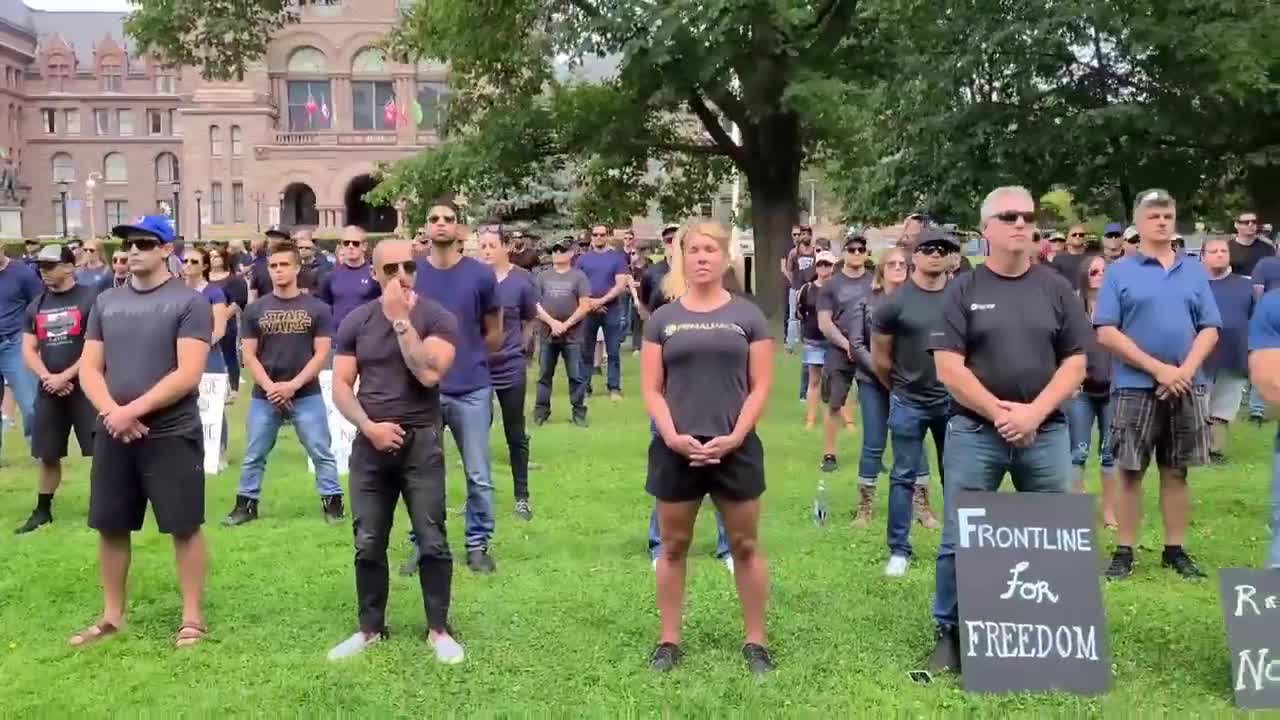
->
[816,270,874,352]
[871,277,950,406]
[334,297,459,428]
[1230,238,1274,277]
[24,283,97,376]
[639,259,671,312]
[931,264,1090,423]
[248,254,271,296]
[510,247,540,272]
[241,293,334,399]
[210,274,248,310]
[1049,251,1089,289]
[787,247,817,290]
[796,281,824,342]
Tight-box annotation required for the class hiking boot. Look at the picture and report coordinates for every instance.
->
[1208,450,1228,466]
[742,643,776,674]
[14,507,52,534]
[532,412,549,427]
[321,495,345,524]
[467,546,497,574]
[820,454,838,473]
[222,495,259,527]
[650,642,681,672]
[571,411,589,428]
[1104,548,1134,580]
[925,625,961,675]
[913,485,940,530]
[1162,548,1207,579]
[851,485,874,529]
[514,498,533,521]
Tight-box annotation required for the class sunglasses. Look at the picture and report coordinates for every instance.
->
[1104,233,1122,239]
[992,210,1037,224]
[184,257,203,266]
[122,238,161,252]
[1068,233,1085,238]
[381,260,417,276]
[846,246,867,254]
[915,246,952,257]
[1239,219,1258,225]
[883,260,908,268]
[112,257,129,265]
[340,240,364,248]
[428,214,456,224]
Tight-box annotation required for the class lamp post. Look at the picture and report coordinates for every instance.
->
[250,191,263,232]
[85,172,101,240]
[57,180,69,238]
[278,190,286,226]
[194,188,203,240]
[171,181,181,235]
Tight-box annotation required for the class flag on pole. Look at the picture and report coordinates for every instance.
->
[320,100,330,122]
[383,98,398,126]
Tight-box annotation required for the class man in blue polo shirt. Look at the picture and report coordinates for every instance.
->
[1095,189,1220,581]
[0,246,43,456]
[574,224,630,400]
[1247,289,1280,569]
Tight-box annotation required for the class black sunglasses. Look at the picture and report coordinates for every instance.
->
[1104,233,1122,239]
[340,240,364,248]
[111,257,129,264]
[992,210,1037,224]
[916,245,952,257]
[382,260,417,276]
[1125,237,1140,244]
[1068,232,1085,238]
[1239,219,1258,225]
[122,238,161,252]
[845,245,867,254]
[184,257,203,265]
[428,214,456,224]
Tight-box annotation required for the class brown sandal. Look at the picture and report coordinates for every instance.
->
[68,621,121,647]
[175,623,208,648]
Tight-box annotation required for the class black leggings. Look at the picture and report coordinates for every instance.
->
[219,319,241,392]
[493,383,530,499]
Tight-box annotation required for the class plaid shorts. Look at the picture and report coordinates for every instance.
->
[1109,387,1210,471]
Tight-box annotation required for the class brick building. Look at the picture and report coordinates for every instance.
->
[0,0,446,240]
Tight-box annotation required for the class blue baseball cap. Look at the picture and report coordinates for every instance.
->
[112,215,176,244]
[1103,222,1124,236]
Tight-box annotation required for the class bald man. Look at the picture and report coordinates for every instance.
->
[316,226,381,330]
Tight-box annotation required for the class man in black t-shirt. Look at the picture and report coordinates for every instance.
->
[816,235,873,472]
[225,241,342,527]
[247,225,290,303]
[923,185,1089,676]
[326,238,464,664]
[1230,209,1273,277]
[1049,223,1091,288]
[15,244,98,534]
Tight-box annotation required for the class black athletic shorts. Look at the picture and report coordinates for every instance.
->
[88,426,205,536]
[646,432,765,503]
[31,388,96,462]
[823,349,856,411]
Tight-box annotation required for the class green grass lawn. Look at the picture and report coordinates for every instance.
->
[0,351,1273,716]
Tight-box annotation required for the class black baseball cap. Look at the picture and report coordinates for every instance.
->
[843,235,868,250]
[549,242,570,253]
[264,224,292,240]
[23,237,39,246]
[914,227,960,251]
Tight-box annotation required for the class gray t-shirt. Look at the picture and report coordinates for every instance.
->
[644,296,771,437]
[871,278,950,407]
[534,267,590,342]
[816,270,874,363]
[85,277,213,436]
[787,247,817,290]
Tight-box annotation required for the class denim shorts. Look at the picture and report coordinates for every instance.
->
[802,339,828,366]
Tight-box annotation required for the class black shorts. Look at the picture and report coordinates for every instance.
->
[88,427,205,536]
[1109,387,1210,471]
[823,352,856,411]
[646,432,765,503]
[31,388,96,462]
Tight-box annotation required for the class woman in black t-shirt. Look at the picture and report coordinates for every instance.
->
[1072,254,1116,529]
[207,247,248,399]
[641,220,775,675]
[796,251,835,429]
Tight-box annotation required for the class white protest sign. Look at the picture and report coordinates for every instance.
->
[197,373,228,475]
[308,369,357,476]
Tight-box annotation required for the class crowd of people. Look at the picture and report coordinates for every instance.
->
[0,184,1277,679]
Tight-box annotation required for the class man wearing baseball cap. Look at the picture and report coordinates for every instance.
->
[15,244,98,533]
[1101,223,1125,262]
[532,241,591,425]
[816,235,874,473]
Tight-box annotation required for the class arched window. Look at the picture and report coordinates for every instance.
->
[231,125,243,157]
[210,125,223,156]
[286,46,331,131]
[155,152,179,183]
[51,152,74,182]
[287,46,327,74]
[351,47,386,74]
[351,47,393,131]
[103,152,127,182]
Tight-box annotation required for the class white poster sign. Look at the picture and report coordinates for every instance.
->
[308,369,357,476]
[197,373,228,475]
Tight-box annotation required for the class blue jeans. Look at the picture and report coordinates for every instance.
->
[649,503,730,559]
[581,302,623,394]
[1251,385,1266,417]
[0,337,36,450]
[858,380,931,485]
[1271,428,1280,568]
[933,416,1071,628]
[1069,393,1113,468]
[237,394,342,499]
[441,386,496,549]
[886,395,949,557]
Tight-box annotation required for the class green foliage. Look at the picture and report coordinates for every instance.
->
[124,0,296,81]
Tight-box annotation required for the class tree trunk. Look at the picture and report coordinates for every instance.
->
[741,112,802,324]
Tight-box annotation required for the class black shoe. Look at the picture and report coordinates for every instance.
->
[1250,413,1265,427]
[742,643,775,674]
[222,495,259,527]
[821,454,838,473]
[1104,548,1134,580]
[467,546,497,574]
[532,413,549,427]
[399,543,422,576]
[649,642,681,672]
[925,625,961,674]
[571,412,589,428]
[514,498,533,521]
[322,495,345,524]
[1208,451,1228,466]
[1162,548,1207,579]
[14,507,52,534]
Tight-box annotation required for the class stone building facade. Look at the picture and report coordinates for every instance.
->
[0,0,445,240]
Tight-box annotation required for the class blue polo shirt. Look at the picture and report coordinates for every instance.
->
[574,248,628,300]
[1093,251,1222,389]
[0,259,42,341]
[1248,290,1280,353]
[414,255,498,396]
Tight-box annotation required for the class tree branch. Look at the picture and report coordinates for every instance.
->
[687,92,746,165]
[651,141,732,156]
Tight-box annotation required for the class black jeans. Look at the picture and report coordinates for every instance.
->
[536,337,587,416]
[219,320,241,392]
[349,426,451,632]
[493,383,530,499]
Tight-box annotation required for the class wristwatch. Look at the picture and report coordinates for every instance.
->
[392,319,410,335]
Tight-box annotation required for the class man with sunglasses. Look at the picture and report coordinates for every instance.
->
[1095,189,1220,582]
[574,223,630,401]
[0,233,42,458]
[15,244,98,534]
[1121,225,1141,257]
[871,228,955,580]
[326,238,465,664]
[1230,210,1273,278]
[1049,224,1092,288]
[74,239,110,291]
[316,226,381,330]
[1101,222,1125,263]
[533,241,592,426]
[292,228,332,293]
[75,214,213,649]
[782,225,817,357]
[924,186,1090,675]
[109,250,130,288]
[410,199,502,574]
[816,235,874,473]
[224,241,343,527]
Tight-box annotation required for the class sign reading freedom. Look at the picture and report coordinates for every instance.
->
[954,491,1111,695]
[1218,568,1280,709]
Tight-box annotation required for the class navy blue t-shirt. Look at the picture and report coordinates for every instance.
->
[414,256,499,395]
[574,248,628,300]
[1206,273,1256,376]
[490,267,538,389]
[0,259,42,339]
[316,263,381,328]
[1252,257,1280,293]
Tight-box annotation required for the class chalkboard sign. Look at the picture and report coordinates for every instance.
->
[1218,568,1280,709]
[954,490,1111,695]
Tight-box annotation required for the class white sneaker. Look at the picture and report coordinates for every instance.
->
[430,633,465,665]
[884,555,910,577]
[652,557,659,570]
[722,555,735,576]
[327,630,382,661]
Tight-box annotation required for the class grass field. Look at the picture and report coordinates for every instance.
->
[0,351,1274,716]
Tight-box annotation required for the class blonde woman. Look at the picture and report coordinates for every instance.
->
[642,220,774,674]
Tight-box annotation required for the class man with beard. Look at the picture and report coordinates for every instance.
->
[316,226,382,330]
[508,230,541,272]
[15,244,98,533]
